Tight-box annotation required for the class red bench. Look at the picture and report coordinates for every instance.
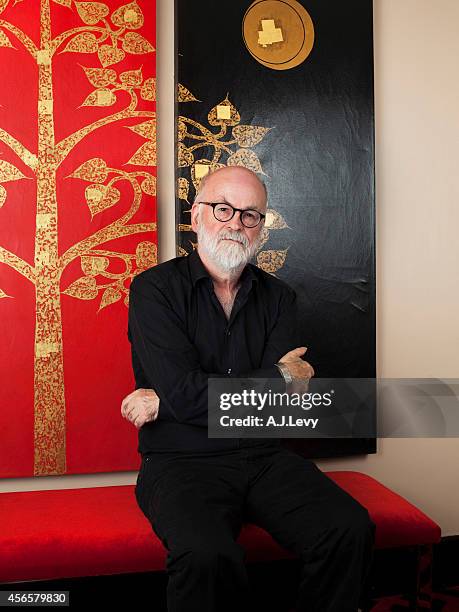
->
[0,471,441,605]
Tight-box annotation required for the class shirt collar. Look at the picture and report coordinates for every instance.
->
[188,248,258,289]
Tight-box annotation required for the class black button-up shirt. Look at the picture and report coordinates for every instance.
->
[127,248,298,454]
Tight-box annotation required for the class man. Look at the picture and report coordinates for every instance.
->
[122,166,375,612]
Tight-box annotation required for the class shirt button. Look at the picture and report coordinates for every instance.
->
[227,368,232,374]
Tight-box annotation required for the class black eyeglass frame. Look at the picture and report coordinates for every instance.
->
[197,201,266,228]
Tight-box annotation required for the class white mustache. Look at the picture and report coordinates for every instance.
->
[218,232,248,248]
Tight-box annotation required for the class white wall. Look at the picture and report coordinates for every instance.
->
[2,0,458,537]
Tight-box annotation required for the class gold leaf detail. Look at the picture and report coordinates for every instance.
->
[98,44,125,67]
[62,276,98,300]
[227,149,263,173]
[208,95,240,127]
[122,32,155,54]
[61,32,99,54]
[135,241,157,269]
[0,160,27,182]
[177,142,194,167]
[120,67,143,86]
[126,141,156,166]
[36,341,59,358]
[191,161,225,191]
[75,1,109,25]
[81,87,116,106]
[177,119,187,141]
[177,83,199,102]
[36,213,52,228]
[0,0,10,15]
[0,30,14,48]
[0,185,6,207]
[0,286,11,298]
[177,177,189,202]
[140,77,156,101]
[99,287,122,310]
[177,246,188,257]
[81,255,109,275]
[128,120,155,140]
[264,209,288,230]
[82,66,117,87]
[85,183,120,216]
[71,158,108,182]
[141,174,156,195]
[37,50,51,65]
[232,125,271,148]
[111,1,144,29]
[256,249,288,274]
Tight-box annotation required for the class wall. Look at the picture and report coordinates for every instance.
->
[2,0,458,537]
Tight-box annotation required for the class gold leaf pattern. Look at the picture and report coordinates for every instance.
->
[256,249,288,274]
[264,208,288,229]
[177,83,199,102]
[0,287,11,299]
[191,161,225,191]
[141,174,156,195]
[98,44,125,67]
[140,77,156,101]
[120,67,143,86]
[81,255,109,275]
[61,32,99,54]
[227,148,263,173]
[75,1,109,25]
[122,32,155,54]
[85,183,120,216]
[82,66,117,87]
[62,276,98,300]
[0,160,27,182]
[126,141,156,165]
[99,286,122,310]
[111,1,144,30]
[208,95,240,127]
[177,142,194,167]
[177,177,189,202]
[177,246,188,257]
[71,158,108,182]
[135,240,157,269]
[81,87,117,106]
[232,125,271,148]
[127,119,155,140]
[177,119,187,141]
[0,29,14,48]
[0,0,9,15]
[0,185,7,207]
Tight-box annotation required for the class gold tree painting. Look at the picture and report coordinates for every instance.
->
[0,0,156,477]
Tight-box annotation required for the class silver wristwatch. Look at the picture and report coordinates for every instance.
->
[275,362,293,384]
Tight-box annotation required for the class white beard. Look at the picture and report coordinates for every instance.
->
[196,216,263,273]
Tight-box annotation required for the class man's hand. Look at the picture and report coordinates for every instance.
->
[278,347,315,381]
[121,388,160,429]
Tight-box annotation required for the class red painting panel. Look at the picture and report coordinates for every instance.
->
[0,0,156,476]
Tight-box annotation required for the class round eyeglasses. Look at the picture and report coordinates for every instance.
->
[197,202,265,228]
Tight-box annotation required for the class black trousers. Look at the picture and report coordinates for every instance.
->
[135,442,376,612]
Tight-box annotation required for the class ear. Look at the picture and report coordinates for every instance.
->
[191,202,200,234]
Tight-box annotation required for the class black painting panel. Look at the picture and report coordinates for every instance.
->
[176,0,376,458]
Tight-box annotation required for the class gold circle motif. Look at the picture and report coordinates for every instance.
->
[242,0,315,70]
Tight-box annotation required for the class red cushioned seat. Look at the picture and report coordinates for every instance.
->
[325,471,441,548]
[0,471,441,584]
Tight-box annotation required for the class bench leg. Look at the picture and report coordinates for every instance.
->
[407,543,434,611]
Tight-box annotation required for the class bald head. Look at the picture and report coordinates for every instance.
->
[194,166,267,206]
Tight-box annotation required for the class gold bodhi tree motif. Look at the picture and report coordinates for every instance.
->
[176,84,290,273]
[0,0,156,475]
